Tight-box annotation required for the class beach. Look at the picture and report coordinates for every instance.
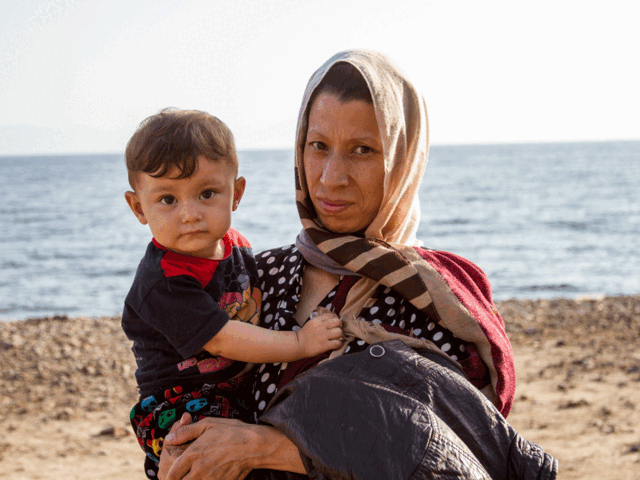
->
[2,295,639,479]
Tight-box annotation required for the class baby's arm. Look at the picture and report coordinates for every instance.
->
[202,311,343,363]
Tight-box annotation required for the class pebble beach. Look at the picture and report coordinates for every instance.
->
[2,295,639,479]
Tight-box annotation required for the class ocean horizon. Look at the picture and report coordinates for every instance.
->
[1,140,639,321]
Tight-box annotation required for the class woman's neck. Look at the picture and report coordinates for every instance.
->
[294,264,340,326]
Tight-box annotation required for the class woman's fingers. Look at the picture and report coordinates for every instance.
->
[158,414,197,479]
[180,412,193,426]
[179,461,252,480]
[163,413,194,455]
[165,418,258,480]
[175,412,193,430]
[165,417,211,445]
[165,451,192,480]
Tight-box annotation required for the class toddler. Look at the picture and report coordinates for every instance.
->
[122,108,342,478]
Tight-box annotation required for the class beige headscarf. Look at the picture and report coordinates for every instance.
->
[295,49,433,322]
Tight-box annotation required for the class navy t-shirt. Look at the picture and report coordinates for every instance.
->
[122,229,261,397]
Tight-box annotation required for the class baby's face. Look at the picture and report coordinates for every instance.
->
[127,155,245,259]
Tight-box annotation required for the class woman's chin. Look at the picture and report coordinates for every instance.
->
[320,219,365,235]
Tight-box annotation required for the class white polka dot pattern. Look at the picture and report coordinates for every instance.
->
[250,245,470,412]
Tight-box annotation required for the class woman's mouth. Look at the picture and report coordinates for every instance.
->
[317,198,350,214]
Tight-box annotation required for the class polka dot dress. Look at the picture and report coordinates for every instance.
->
[251,245,470,415]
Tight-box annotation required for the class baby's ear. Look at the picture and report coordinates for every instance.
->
[232,176,246,211]
[124,191,148,225]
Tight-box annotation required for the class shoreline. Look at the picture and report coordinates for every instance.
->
[2,294,640,479]
[0,291,624,324]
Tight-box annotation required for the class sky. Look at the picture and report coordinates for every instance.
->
[0,0,638,155]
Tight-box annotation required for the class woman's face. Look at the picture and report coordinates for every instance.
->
[303,92,385,234]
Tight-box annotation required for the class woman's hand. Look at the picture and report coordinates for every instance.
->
[158,414,306,480]
[157,413,193,479]
[157,412,195,479]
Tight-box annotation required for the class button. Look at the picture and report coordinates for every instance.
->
[370,345,385,357]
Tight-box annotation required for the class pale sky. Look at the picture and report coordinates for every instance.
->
[1,0,638,155]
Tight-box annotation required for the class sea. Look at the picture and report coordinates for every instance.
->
[1,140,639,321]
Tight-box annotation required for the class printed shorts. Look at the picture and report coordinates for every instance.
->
[130,376,252,479]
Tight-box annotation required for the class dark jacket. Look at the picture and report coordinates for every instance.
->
[257,340,557,480]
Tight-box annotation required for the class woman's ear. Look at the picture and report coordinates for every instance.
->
[232,176,246,211]
[124,191,148,225]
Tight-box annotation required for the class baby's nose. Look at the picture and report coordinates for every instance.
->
[180,201,202,222]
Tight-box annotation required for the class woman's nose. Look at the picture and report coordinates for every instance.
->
[320,153,349,187]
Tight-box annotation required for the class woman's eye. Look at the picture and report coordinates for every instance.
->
[309,141,327,151]
[354,145,373,155]
[200,190,215,200]
[160,196,176,205]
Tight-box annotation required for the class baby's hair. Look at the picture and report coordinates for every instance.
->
[125,108,238,189]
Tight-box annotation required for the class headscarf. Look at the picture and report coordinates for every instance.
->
[294,50,515,414]
[295,49,431,321]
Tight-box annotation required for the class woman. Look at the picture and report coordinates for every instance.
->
[158,50,557,479]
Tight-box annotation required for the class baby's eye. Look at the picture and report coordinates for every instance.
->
[200,190,216,200]
[160,195,176,205]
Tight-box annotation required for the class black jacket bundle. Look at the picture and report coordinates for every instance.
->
[254,340,557,480]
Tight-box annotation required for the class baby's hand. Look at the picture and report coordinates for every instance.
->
[297,312,343,357]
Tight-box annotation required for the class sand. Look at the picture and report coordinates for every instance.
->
[1,295,639,479]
